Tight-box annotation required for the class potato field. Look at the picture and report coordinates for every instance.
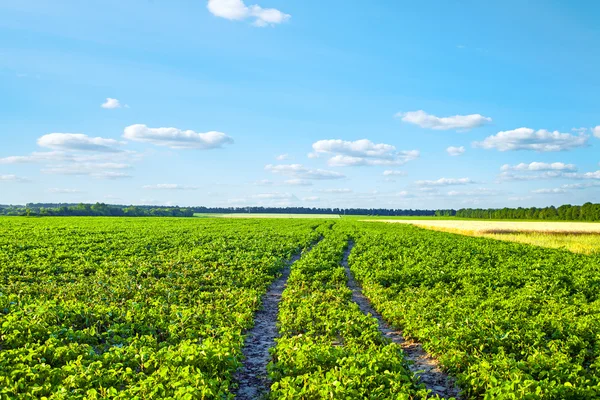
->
[1,217,599,399]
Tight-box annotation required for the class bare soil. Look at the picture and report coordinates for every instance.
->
[342,241,462,399]
[232,246,309,399]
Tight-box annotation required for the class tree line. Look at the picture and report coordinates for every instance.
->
[455,203,600,221]
[0,202,599,221]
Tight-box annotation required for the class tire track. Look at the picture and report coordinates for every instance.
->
[342,240,461,399]
[233,241,317,399]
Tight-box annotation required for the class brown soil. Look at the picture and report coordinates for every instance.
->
[232,245,312,399]
[343,241,462,399]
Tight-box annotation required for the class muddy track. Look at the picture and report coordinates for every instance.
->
[233,241,317,400]
[342,240,461,399]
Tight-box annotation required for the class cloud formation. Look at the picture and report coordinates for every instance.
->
[48,188,82,194]
[397,110,492,130]
[446,146,465,156]
[207,0,290,27]
[594,126,600,138]
[474,128,588,152]
[38,133,123,153]
[265,164,345,180]
[416,177,476,187]
[276,153,289,161]
[500,162,577,172]
[0,174,29,182]
[312,139,419,167]
[123,124,233,149]
[532,188,567,194]
[383,170,407,176]
[101,98,122,109]
[143,184,200,190]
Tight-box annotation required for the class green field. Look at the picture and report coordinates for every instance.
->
[2,217,600,399]
[194,213,340,219]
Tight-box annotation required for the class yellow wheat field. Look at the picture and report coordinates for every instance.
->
[371,220,600,254]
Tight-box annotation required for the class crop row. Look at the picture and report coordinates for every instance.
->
[268,223,430,399]
[0,217,323,399]
[350,222,600,399]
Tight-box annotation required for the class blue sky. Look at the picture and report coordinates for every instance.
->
[1,0,599,208]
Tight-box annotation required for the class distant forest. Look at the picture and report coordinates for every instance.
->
[0,202,599,221]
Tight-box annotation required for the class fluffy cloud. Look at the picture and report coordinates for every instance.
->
[0,174,29,182]
[276,153,289,161]
[474,128,588,152]
[447,188,500,197]
[397,110,491,130]
[500,162,577,172]
[320,188,352,194]
[562,182,600,190]
[0,151,69,164]
[302,196,319,202]
[383,170,407,176]
[284,179,313,186]
[207,0,290,27]
[446,146,465,156]
[254,179,274,186]
[123,124,233,149]
[48,188,82,194]
[143,184,200,190]
[532,188,567,194]
[252,192,296,200]
[265,164,345,180]
[312,139,419,167]
[416,177,476,187]
[594,126,600,138]
[38,133,123,153]
[101,98,122,109]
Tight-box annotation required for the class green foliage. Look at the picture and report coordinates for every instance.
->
[0,217,322,398]
[268,224,431,399]
[350,223,600,399]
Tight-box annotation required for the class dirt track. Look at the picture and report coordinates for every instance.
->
[342,241,461,399]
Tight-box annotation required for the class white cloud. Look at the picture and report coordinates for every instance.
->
[416,177,476,187]
[89,171,132,180]
[303,196,319,202]
[0,174,29,182]
[397,110,492,130]
[101,98,122,109]
[532,188,567,194]
[276,153,289,161]
[446,188,499,197]
[38,133,124,153]
[500,162,577,172]
[312,139,419,167]
[0,151,69,164]
[123,124,233,150]
[42,162,131,175]
[383,170,407,176]
[207,0,290,27]
[143,184,200,190]
[265,164,345,180]
[593,126,600,138]
[561,182,600,190]
[474,128,588,152]
[48,188,82,194]
[307,152,320,159]
[254,179,274,186]
[320,188,352,194]
[446,146,465,156]
[252,192,295,200]
[284,179,313,186]
[508,196,532,201]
